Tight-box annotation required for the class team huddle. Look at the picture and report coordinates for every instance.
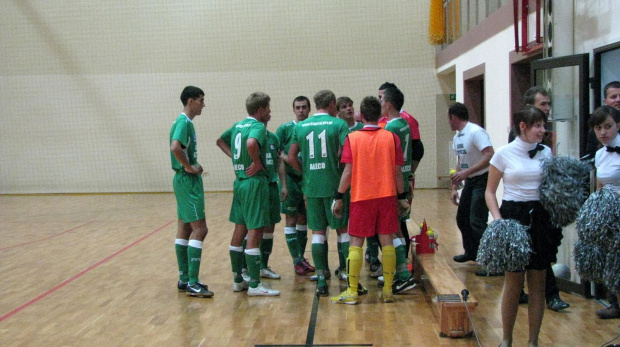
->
[170,83,424,302]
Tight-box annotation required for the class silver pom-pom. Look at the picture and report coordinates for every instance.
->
[604,252,620,292]
[576,186,620,250]
[574,240,606,284]
[477,219,532,273]
[539,156,591,227]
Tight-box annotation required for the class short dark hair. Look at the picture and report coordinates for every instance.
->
[588,105,620,128]
[336,96,353,110]
[382,87,404,111]
[379,82,397,91]
[523,86,549,106]
[180,86,204,106]
[604,81,620,99]
[314,90,336,110]
[246,92,270,115]
[360,96,381,122]
[292,95,311,109]
[448,102,469,121]
[513,106,547,136]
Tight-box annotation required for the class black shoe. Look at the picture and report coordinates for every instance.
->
[316,285,329,297]
[547,296,570,311]
[177,280,188,292]
[453,254,475,263]
[393,276,416,294]
[598,305,620,319]
[357,283,368,295]
[370,260,382,273]
[186,283,214,298]
[519,291,529,304]
[475,269,504,277]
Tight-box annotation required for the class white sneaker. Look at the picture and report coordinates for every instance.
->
[241,269,251,283]
[247,282,280,296]
[377,276,384,283]
[260,266,281,279]
[232,280,249,292]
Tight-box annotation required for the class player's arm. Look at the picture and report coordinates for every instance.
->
[171,140,201,174]
[287,143,302,174]
[277,153,288,201]
[485,165,503,220]
[245,138,265,177]
[331,163,352,219]
[216,137,232,158]
[410,139,424,173]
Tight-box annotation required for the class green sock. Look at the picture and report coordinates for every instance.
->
[297,228,308,259]
[395,243,410,280]
[245,248,261,288]
[368,235,380,263]
[241,238,248,270]
[311,236,327,285]
[175,240,189,283]
[229,245,244,283]
[260,234,274,269]
[187,240,203,285]
[285,227,301,264]
[338,239,349,271]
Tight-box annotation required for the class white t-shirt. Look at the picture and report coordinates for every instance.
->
[595,133,620,193]
[452,122,493,177]
[490,137,552,201]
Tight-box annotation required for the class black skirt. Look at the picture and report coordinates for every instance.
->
[500,200,563,270]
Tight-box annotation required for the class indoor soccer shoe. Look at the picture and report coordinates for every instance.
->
[248,282,280,296]
[186,283,214,298]
[301,259,315,272]
[335,268,347,281]
[177,280,188,292]
[241,269,251,282]
[232,280,249,292]
[331,290,359,305]
[357,283,368,295]
[260,266,281,279]
[393,276,416,294]
[316,285,329,297]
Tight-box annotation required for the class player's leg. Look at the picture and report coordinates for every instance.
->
[306,197,329,296]
[175,220,191,289]
[259,183,281,279]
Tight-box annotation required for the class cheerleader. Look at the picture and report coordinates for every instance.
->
[589,106,620,319]
[485,106,562,347]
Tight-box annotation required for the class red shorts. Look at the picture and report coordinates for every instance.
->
[348,196,399,238]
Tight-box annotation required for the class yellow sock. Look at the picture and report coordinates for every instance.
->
[382,245,396,293]
[347,246,363,293]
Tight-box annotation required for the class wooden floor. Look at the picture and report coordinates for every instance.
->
[0,190,617,347]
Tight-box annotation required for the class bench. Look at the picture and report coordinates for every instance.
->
[409,230,478,338]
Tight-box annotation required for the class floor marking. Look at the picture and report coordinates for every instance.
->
[0,220,174,322]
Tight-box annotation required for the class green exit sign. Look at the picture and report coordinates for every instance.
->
[449,94,456,100]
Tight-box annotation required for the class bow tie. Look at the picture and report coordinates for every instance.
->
[528,143,544,158]
[606,146,620,154]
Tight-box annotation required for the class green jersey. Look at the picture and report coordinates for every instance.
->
[275,120,302,179]
[265,131,280,183]
[170,113,198,171]
[385,117,412,189]
[292,113,349,198]
[349,121,364,132]
[220,117,268,179]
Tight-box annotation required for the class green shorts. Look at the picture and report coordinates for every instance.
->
[268,182,282,225]
[279,174,306,216]
[229,176,270,230]
[173,171,205,223]
[305,194,349,231]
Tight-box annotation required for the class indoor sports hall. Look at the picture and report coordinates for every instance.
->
[2,1,619,346]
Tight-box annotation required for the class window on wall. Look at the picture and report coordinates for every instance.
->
[593,41,620,108]
[442,0,508,46]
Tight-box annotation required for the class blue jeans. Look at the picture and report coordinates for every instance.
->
[456,173,489,258]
